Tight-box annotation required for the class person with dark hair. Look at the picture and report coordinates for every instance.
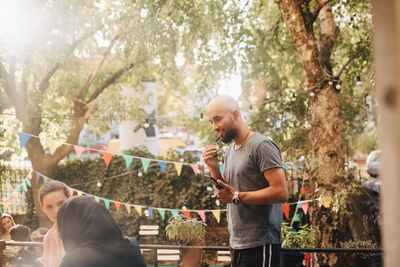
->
[0,213,15,241]
[39,181,69,267]
[10,224,30,241]
[8,224,40,266]
[57,196,146,267]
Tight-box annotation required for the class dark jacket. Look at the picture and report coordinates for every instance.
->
[57,196,146,267]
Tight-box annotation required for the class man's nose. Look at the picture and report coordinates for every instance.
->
[213,123,219,132]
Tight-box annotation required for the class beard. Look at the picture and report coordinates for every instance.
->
[222,128,237,143]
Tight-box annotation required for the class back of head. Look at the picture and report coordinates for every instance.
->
[57,196,127,255]
[30,227,49,242]
[10,224,30,241]
[38,181,69,205]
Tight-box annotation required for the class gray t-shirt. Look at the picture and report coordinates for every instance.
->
[223,132,283,249]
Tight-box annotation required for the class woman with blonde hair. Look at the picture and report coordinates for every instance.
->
[0,213,16,241]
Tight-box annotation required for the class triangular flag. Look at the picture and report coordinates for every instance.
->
[85,193,91,198]
[18,186,22,193]
[28,171,33,180]
[301,186,307,195]
[293,213,302,222]
[141,158,151,173]
[18,132,31,149]
[190,164,199,176]
[282,204,290,220]
[94,196,100,203]
[296,202,302,209]
[114,202,121,212]
[74,145,85,159]
[219,165,223,174]
[103,199,110,209]
[158,161,167,174]
[197,211,206,223]
[102,152,113,167]
[174,163,183,176]
[183,210,190,219]
[77,190,83,196]
[134,206,142,216]
[283,163,289,171]
[43,177,48,183]
[158,208,165,220]
[47,140,57,155]
[25,178,31,187]
[23,182,27,191]
[148,208,153,217]
[68,187,74,197]
[125,204,131,214]
[123,155,134,169]
[211,210,220,223]
[36,173,40,183]
[301,202,309,215]
[303,175,309,181]
[170,209,178,217]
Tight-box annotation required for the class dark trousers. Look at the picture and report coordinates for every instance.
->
[230,244,281,267]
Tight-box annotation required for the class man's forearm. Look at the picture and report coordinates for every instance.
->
[239,186,288,205]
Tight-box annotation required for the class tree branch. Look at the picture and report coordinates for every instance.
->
[77,26,126,101]
[336,42,371,79]
[38,30,96,93]
[86,62,135,104]
[312,0,331,22]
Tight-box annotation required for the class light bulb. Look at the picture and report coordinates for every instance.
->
[138,172,143,177]
[96,180,102,187]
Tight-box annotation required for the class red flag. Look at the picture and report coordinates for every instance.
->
[183,210,191,219]
[301,186,307,195]
[282,204,290,219]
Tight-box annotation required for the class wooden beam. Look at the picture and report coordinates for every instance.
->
[371,1,400,266]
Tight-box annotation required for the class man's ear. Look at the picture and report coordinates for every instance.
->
[232,110,240,120]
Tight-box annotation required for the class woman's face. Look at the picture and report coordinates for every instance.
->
[41,190,68,224]
[2,217,14,232]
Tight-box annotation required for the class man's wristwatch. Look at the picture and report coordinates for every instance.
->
[232,191,240,205]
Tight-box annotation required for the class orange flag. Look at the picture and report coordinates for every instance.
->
[102,152,113,167]
[282,204,290,219]
[183,210,191,219]
[114,202,121,212]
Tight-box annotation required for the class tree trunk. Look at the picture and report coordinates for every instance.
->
[277,1,344,265]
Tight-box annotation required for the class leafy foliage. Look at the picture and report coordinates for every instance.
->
[281,223,316,248]
[165,214,207,245]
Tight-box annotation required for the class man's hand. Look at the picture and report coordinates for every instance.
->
[215,179,235,204]
[202,144,219,169]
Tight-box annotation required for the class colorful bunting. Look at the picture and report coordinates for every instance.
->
[301,186,307,195]
[28,171,33,180]
[170,209,178,217]
[43,177,48,182]
[158,208,165,220]
[293,213,302,222]
[68,187,74,197]
[123,155,133,169]
[94,196,100,203]
[197,210,206,223]
[190,164,199,176]
[301,202,309,215]
[114,202,121,212]
[219,165,223,174]
[282,204,290,219]
[296,202,302,209]
[36,173,40,183]
[141,158,151,173]
[148,207,153,217]
[47,140,57,155]
[174,163,183,176]
[320,197,332,208]
[77,190,83,196]
[211,210,220,223]
[134,206,142,216]
[25,178,31,187]
[74,145,85,159]
[103,199,110,209]
[17,132,31,149]
[125,204,131,215]
[102,152,113,167]
[158,161,167,174]
[183,210,190,219]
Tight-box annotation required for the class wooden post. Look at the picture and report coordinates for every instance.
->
[371,1,400,266]
[0,240,5,267]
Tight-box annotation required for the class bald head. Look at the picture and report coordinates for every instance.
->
[207,95,239,113]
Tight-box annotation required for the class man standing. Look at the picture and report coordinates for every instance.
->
[203,95,288,267]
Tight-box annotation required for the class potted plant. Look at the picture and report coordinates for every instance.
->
[165,214,207,267]
[281,223,316,267]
